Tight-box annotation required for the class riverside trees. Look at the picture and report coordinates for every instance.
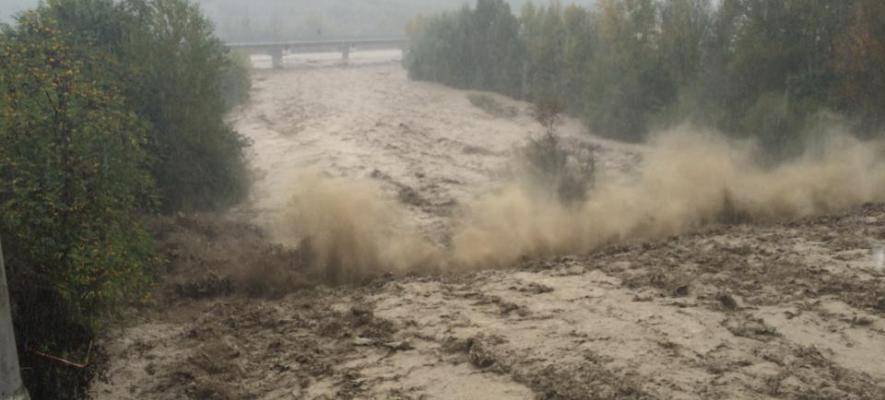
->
[405,0,885,150]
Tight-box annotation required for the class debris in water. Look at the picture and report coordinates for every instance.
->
[872,241,885,273]
[353,337,375,346]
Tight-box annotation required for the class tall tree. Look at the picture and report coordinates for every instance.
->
[0,11,154,397]
[835,0,885,132]
[561,4,594,113]
[584,0,674,140]
[659,0,711,86]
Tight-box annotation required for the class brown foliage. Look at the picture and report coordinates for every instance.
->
[148,214,309,300]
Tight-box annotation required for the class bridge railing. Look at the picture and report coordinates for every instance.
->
[226,38,408,69]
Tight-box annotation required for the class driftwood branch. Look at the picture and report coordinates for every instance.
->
[28,341,93,369]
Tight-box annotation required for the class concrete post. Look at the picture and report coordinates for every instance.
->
[0,237,29,400]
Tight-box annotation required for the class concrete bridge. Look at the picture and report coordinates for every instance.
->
[226,38,408,68]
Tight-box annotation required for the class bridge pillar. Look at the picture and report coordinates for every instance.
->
[270,48,284,69]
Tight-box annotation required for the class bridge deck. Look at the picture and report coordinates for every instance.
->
[226,38,407,68]
[226,38,407,51]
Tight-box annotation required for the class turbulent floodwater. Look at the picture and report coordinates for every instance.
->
[235,52,885,278]
[231,51,636,246]
[92,53,885,400]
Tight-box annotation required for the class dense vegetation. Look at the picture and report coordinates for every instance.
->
[0,0,249,397]
[405,0,885,154]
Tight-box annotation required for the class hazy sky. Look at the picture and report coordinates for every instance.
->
[1,1,597,38]
[0,0,37,22]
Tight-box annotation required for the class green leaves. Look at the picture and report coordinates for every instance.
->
[0,12,154,327]
[0,2,246,396]
[41,0,249,212]
[120,0,249,212]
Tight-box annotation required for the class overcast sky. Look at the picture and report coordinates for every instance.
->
[1,0,597,39]
[0,0,37,22]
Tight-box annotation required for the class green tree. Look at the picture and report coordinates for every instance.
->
[521,1,566,101]
[561,4,594,114]
[405,0,885,150]
[120,0,249,211]
[835,0,885,133]
[0,1,252,397]
[659,0,710,86]
[699,0,855,154]
[652,0,711,126]
[405,0,523,97]
[0,12,155,398]
[584,0,674,140]
[44,0,250,212]
[467,0,524,95]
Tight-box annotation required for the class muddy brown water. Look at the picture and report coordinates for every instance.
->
[92,56,885,399]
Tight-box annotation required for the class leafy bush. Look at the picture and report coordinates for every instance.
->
[522,97,595,204]
[0,12,155,398]
[521,133,596,205]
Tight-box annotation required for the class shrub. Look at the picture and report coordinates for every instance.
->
[521,132,596,205]
[522,98,595,204]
